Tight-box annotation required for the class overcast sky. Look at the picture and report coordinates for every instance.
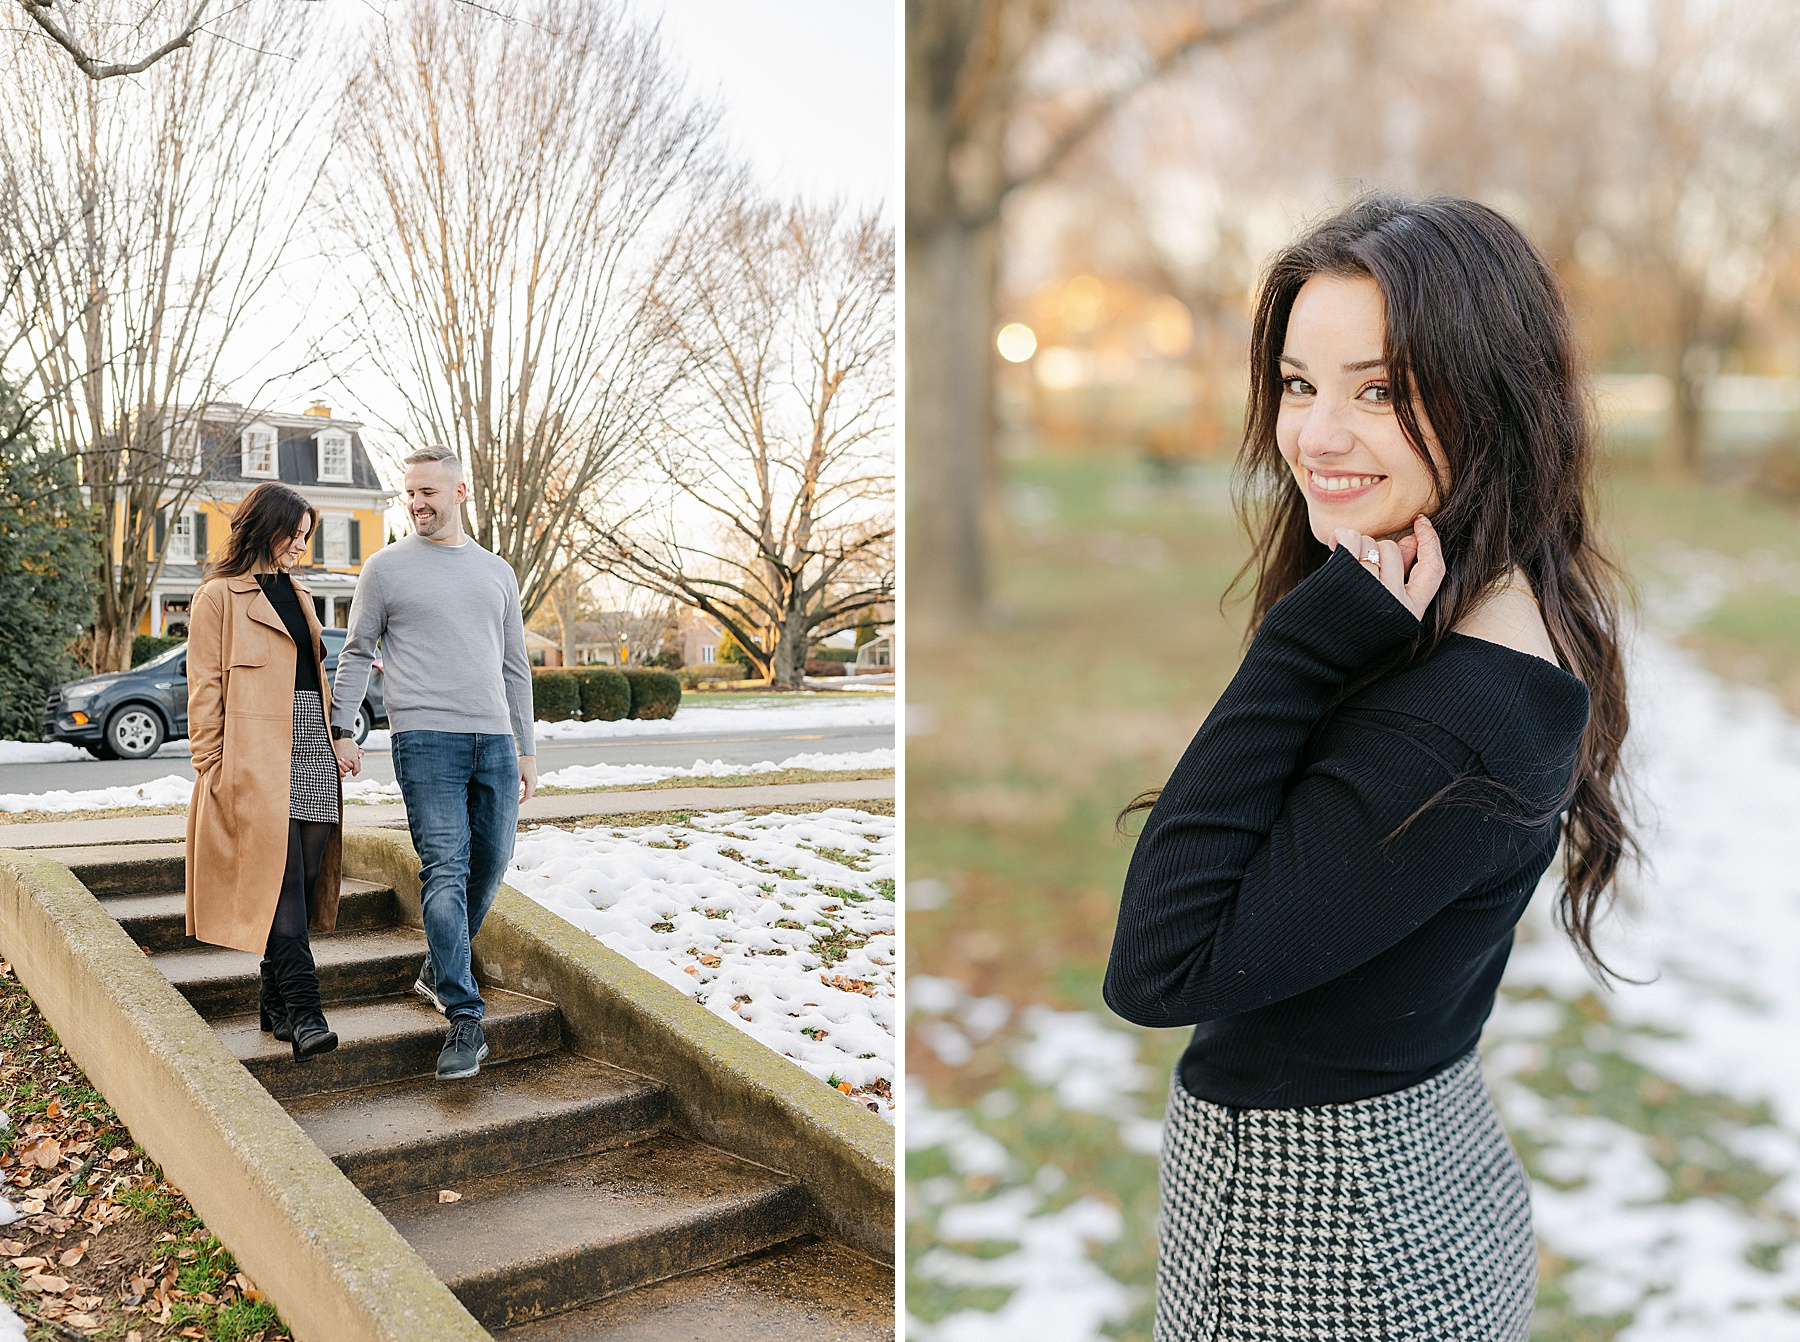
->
[653,0,894,213]
[267,0,895,489]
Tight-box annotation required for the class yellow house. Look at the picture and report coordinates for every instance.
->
[137,401,394,636]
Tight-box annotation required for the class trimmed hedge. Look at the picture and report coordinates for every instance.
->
[571,666,630,722]
[805,659,847,677]
[531,668,580,722]
[131,634,184,667]
[621,667,682,720]
[810,647,857,663]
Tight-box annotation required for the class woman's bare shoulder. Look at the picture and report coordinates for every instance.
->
[1452,584,1560,668]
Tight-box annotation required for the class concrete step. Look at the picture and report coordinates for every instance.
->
[284,1052,669,1201]
[110,879,403,952]
[61,841,186,898]
[219,990,562,1100]
[489,1237,894,1341]
[153,926,428,1018]
[378,1133,812,1330]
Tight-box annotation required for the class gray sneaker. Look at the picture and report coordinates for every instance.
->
[437,1018,488,1081]
[413,955,446,1014]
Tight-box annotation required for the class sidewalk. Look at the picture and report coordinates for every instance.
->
[0,777,895,851]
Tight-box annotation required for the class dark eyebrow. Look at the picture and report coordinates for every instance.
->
[1277,355,1387,373]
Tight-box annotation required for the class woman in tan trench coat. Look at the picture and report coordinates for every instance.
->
[185,482,345,1062]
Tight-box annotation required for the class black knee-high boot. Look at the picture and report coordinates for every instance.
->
[258,958,292,1042]
[268,820,336,1062]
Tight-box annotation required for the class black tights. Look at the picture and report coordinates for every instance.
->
[264,820,332,1024]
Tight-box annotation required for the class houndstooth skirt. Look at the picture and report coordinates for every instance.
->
[288,690,341,825]
[1155,1048,1535,1342]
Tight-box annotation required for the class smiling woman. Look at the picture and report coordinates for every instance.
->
[1103,194,1634,1340]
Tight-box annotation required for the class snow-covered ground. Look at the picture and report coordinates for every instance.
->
[0,748,894,814]
[533,699,892,740]
[909,612,1800,1339]
[0,697,893,764]
[506,808,895,1118]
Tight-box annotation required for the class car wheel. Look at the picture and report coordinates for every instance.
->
[105,706,166,760]
[353,704,371,746]
[87,740,118,761]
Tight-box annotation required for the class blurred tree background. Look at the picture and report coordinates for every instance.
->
[906,2,1800,1339]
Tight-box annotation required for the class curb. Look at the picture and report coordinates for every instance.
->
[344,827,897,1264]
[0,848,489,1342]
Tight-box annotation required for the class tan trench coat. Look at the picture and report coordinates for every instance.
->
[184,573,342,954]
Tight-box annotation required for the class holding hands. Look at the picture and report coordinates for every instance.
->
[1332,514,1445,621]
[333,736,362,779]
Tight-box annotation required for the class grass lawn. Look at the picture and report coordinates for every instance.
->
[906,450,1800,1341]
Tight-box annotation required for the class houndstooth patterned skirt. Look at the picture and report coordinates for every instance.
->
[288,690,341,825]
[1155,1049,1535,1342]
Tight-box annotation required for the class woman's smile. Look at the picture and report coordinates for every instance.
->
[1303,467,1388,502]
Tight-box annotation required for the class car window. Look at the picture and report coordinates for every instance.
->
[140,643,187,671]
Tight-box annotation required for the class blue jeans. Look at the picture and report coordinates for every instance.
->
[390,731,520,1022]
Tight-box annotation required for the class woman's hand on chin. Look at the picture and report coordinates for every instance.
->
[1332,515,1445,620]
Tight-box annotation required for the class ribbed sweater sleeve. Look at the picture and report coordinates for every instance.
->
[1104,546,1542,1029]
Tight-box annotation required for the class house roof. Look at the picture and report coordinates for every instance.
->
[176,404,391,494]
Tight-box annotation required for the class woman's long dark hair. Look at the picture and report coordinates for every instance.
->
[1128,193,1634,978]
[207,482,319,580]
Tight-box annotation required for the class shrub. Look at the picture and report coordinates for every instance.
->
[621,667,682,720]
[809,647,856,663]
[571,666,630,721]
[805,659,847,676]
[650,647,683,670]
[132,634,185,667]
[531,668,580,722]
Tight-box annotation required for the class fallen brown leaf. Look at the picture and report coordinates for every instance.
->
[26,1272,70,1291]
[58,1246,83,1267]
[438,1189,462,1203]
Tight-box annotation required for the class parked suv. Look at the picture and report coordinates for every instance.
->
[43,631,386,760]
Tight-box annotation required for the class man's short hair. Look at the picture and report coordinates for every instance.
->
[403,445,463,478]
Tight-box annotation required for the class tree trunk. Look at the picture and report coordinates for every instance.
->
[1659,283,1709,481]
[906,214,999,633]
[771,609,809,690]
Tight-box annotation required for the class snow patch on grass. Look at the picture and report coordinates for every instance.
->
[506,808,894,1118]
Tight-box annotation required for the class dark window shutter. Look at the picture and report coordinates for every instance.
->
[349,519,362,563]
[314,519,325,567]
[194,512,208,563]
[154,508,167,559]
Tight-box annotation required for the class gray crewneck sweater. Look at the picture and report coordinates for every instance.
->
[330,533,535,755]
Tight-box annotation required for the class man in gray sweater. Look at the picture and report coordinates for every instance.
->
[331,445,537,1080]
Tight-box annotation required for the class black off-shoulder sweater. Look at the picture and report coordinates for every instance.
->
[1103,546,1591,1109]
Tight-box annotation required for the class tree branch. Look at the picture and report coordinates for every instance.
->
[17,0,214,80]
[995,0,1305,206]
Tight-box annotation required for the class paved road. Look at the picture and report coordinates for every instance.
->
[0,724,893,794]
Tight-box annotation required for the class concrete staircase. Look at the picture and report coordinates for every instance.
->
[67,844,892,1339]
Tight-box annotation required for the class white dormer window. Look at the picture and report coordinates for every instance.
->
[317,430,351,483]
[241,423,278,478]
[699,644,716,663]
[166,418,204,475]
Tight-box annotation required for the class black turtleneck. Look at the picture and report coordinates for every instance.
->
[257,574,320,694]
[1103,546,1592,1109]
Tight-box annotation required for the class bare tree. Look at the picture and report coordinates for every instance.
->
[12,0,213,81]
[595,193,894,690]
[0,1,328,670]
[907,0,1303,628]
[1035,0,1800,480]
[333,0,718,618]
